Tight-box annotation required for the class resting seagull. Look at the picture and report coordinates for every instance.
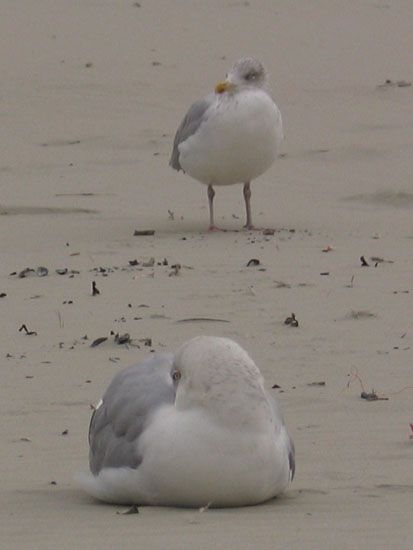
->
[81,336,294,508]
[170,57,283,231]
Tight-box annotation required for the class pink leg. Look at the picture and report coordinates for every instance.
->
[243,182,254,230]
[207,184,222,231]
[243,182,275,232]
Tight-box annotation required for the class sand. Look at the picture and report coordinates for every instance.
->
[1,1,412,548]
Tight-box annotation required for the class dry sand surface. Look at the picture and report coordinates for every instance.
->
[1,1,412,548]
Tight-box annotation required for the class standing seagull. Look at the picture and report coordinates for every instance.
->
[81,336,295,507]
[170,57,283,231]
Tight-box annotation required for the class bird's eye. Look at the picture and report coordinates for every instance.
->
[172,370,181,382]
[245,72,257,81]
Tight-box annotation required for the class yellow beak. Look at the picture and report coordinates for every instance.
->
[215,80,235,94]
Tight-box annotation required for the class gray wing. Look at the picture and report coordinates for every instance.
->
[88,353,175,475]
[266,389,295,482]
[169,94,214,171]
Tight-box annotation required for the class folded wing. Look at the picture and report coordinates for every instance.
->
[88,353,175,475]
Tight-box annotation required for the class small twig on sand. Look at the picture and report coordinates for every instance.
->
[18,324,37,336]
[57,310,64,328]
[177,317,230,323]
[92,281,100,296]
[133,229,155,236]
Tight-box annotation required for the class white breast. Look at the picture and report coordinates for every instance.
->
[135,405,290,507]
[179,89,283,186]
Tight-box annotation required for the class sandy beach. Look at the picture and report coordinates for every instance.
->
[1,1,412,548]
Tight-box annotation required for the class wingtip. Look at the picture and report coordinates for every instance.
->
[288,438,295,481]
[169,154,182,172]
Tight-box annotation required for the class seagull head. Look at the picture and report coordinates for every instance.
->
[172,336,269,429]
[215,57,268,94]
